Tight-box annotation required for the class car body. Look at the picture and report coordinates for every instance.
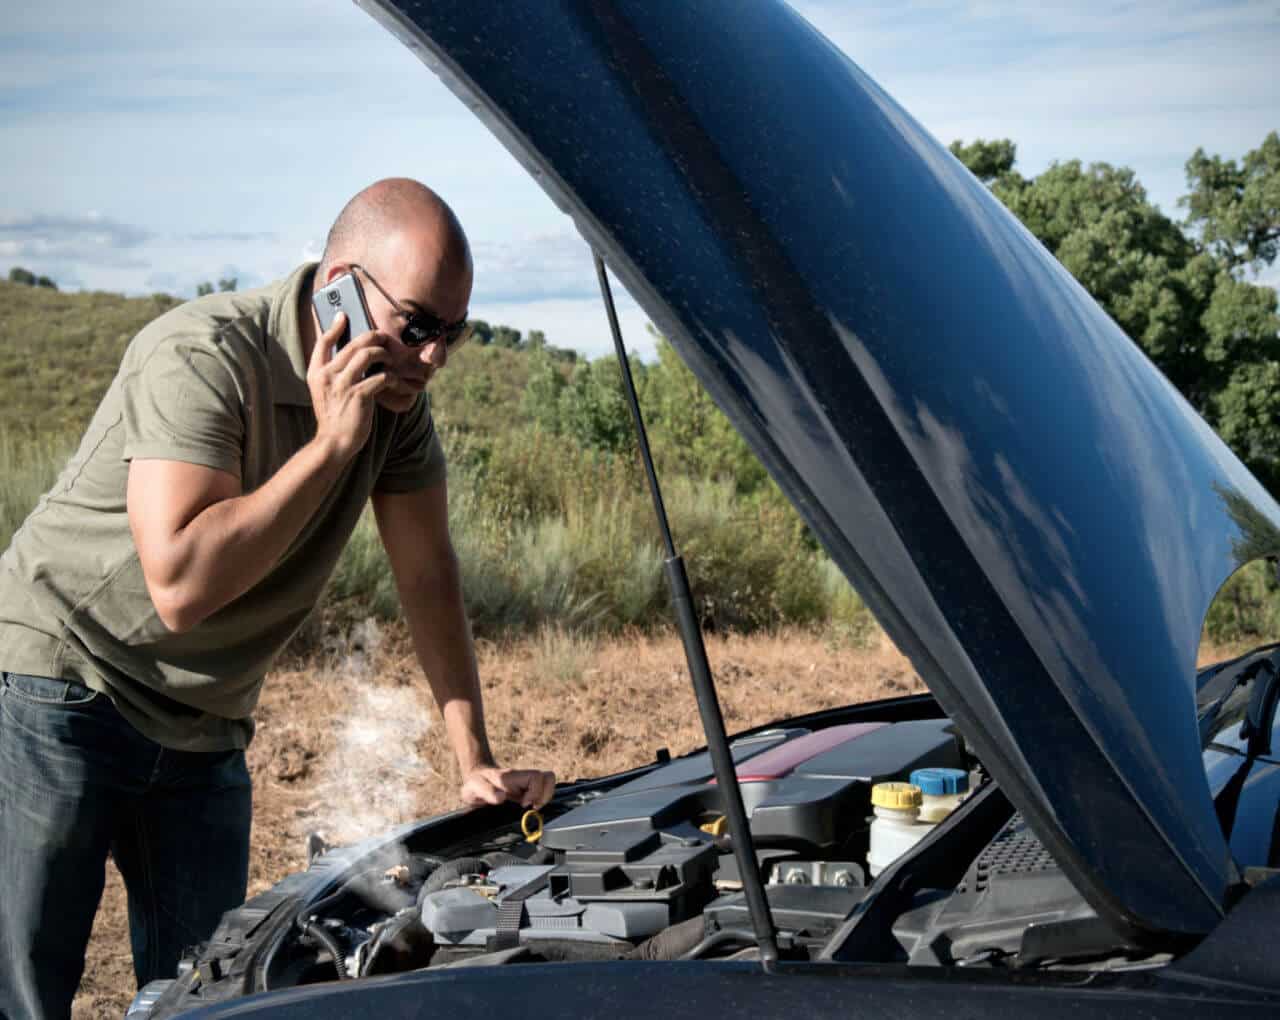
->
[130,2,1280,1016]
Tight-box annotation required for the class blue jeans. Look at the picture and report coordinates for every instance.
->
[0,672,251,1020]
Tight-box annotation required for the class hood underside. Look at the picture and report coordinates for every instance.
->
[364,0,1280,941]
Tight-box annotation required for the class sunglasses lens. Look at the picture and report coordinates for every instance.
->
[404,315,471,350]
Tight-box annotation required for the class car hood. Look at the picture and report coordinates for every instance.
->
[365,0,1280,941]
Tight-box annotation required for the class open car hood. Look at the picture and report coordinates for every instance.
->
[364,0,1280,942]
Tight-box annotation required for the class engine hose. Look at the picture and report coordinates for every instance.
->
[420,856,490,896]
[678,929,755,960]
[297,918,349,981]
[481,851,528,869]
[344,870,417,914]
[626,916,707,961]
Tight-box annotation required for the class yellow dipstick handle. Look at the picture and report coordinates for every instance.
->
[521,809,544,843]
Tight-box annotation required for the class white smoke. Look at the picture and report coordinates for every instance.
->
[313,622,435,845]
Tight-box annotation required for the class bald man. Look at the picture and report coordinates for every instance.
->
[0,179,554,1019]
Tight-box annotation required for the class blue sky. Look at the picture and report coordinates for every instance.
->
[1,0,1277,359]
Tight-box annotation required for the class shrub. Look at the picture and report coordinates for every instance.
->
[0,431,73,551]
[818,557,881,648]
[1203,558,1280,644]
[663,477,827,632]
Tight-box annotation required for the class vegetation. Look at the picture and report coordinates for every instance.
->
[9,266,58,290]
[0,279,179,438]
[3,132,1278,645]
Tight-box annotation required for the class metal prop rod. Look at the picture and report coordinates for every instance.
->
[593,252,779,971]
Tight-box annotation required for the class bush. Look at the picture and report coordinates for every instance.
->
[0,431,73,551]
[664,477,827,632]
[819,557,880,648]
[1203,559,1280,644]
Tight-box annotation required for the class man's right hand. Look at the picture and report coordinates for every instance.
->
[307,311,391,462]
[460,766,557,810]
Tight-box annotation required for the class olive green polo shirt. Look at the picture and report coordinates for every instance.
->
[0,263,445,751]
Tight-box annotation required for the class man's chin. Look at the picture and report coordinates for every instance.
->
[375,389,421,414]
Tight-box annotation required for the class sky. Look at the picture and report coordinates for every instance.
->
[1,1,1277,360]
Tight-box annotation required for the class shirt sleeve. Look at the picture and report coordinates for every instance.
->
[121,336,244,478]
[375,392,447,493]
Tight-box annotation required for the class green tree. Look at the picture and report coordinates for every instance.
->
[6,267,58,290]
[195,281,215,297]
[643,334,767,494]
[217,277,238,293]
[521,347,567,433]
[948,138,1017,184]
[491,325,522,349]
[1184,131,1280,271]
[558,355,638,452]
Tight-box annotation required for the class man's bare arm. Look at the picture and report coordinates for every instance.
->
[128,312,389,633]
[372,481,555,808]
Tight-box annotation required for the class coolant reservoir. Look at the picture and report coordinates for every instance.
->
[910,767,970,823]
[867,782,927,878]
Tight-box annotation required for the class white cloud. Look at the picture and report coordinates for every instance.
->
[471,232,601,304]
[0,212,152,267]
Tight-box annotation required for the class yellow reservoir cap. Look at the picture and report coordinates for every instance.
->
[871,782,923,809]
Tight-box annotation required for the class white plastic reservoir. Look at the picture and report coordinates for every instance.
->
[867,782,928,878]
[910,767,970,823]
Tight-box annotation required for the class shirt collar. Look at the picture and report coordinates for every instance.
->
[267,262,317,407]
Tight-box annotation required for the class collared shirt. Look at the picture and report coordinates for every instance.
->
[0,263,445,751]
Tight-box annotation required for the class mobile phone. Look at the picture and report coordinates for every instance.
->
[312,272,375,355]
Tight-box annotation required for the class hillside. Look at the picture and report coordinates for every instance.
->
[0,279,542,441]
[0,281,181,438]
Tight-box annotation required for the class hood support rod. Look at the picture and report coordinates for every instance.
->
[593,252,779,972]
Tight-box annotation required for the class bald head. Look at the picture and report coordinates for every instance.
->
[318,178,472,297]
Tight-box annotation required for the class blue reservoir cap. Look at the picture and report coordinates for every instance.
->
[909,767,969,796]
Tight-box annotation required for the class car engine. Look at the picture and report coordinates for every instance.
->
[137,712,1128,1015]
[262,717,1007,983]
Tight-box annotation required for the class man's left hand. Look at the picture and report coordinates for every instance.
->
[460,766,556,810]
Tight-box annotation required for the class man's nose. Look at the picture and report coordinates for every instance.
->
[419,341,448,371]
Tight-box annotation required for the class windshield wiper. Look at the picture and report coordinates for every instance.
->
[1203,652,1280,842]
[1198,653,1279,750]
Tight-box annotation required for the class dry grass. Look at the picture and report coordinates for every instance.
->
[72,631,1250,1017]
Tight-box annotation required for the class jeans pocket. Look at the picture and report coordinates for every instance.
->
[1,672,99,707]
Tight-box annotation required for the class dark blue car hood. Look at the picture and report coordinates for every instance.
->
[365,0,1280,941]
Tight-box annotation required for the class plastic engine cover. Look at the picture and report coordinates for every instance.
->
[420,847,715,946]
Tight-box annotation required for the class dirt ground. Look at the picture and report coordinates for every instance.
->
[70,625,922,1018]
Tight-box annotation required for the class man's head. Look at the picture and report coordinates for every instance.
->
[315,178,473,412]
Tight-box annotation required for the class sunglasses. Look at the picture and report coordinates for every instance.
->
[350,263,473,351]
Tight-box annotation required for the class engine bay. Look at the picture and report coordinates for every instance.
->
[219,714,1120,987]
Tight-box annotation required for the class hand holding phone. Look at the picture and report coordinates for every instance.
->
[312,271,379,358]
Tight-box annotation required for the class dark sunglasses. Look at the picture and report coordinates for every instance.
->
[350,263,473,351]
